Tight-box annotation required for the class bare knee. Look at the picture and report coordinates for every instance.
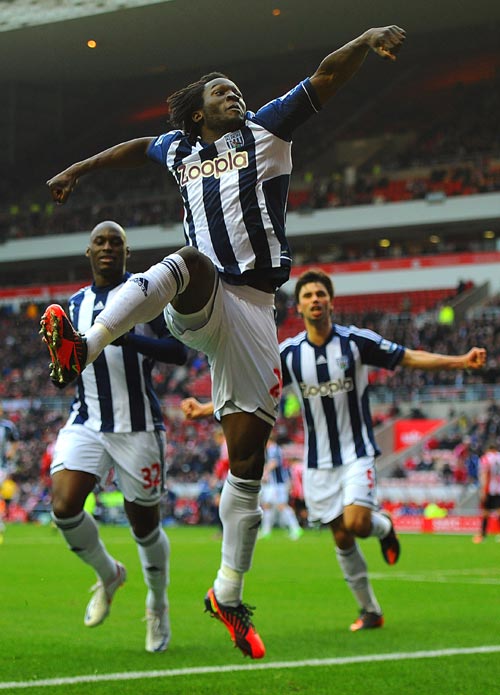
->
[125,500,159,539]
[51,470,96,519]
[231,453,266,480]
[343,515,371,538]
[172,247,215,312]
[51,492,84,519]
[331,517,356,550]
[223,413,271,480]
[177,247,213,278]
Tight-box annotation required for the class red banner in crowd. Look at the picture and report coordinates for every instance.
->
[393,516,500,535]
[393,419,446,451]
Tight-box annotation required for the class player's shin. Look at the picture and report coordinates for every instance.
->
[336,542,382,615]
[215,472,262,605]
[91,253,190,349]
[133,525,170,613]
[52,510,117,582]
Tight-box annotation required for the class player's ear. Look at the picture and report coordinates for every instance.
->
[125,246,131,258]
[85,247,90,258]
[192,110,203,124]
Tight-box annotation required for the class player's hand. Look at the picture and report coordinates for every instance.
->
[366,25,406,61]
[465,347,487,370]
[181,397,213,420]
[46,170,78,205]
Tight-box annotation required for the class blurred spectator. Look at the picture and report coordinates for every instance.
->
[0,404,19,476]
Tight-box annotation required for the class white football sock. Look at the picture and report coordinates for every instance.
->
[214,565,244,606]
[214,473,262,606]
[261,507,275,536]
[85,253,189,364]
[133,525,170,613]
[370,511,392,539]
[336,543,381,614]
[279,505,301,533]
[52,510,117,584]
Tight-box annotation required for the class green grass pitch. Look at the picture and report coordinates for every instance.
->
[0,523,498,695]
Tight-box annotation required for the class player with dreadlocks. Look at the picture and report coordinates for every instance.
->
[42,25,406,659]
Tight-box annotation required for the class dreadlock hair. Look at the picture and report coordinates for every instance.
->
[167,72,229,139]
[294,269,335,304]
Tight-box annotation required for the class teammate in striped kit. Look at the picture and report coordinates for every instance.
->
[260,431,303,540]
[43,26,407,657]
[281,269,486,630]
[47,221,187,652]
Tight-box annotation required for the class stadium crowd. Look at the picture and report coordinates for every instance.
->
[2,158,498,244]
[2,290,500,524]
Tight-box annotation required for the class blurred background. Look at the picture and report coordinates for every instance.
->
[1,0,500,533]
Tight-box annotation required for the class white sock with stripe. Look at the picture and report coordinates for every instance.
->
[336,542,381,614]
[85,253,189,363]
[133,525,170,613]
[370,511,392,539]
[52,510,117,584]
[214,472,262,606]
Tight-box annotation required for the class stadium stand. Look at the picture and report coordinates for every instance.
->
[1,27,499,243]
[277,287,457,341]
[2,287,500,522]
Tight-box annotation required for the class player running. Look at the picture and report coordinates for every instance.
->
[280,268,486,630]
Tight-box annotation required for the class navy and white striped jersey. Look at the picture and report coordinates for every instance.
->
[66,273,166,433]
[265,441,290,485]
[147,78,321,288]
[280,325,405,468]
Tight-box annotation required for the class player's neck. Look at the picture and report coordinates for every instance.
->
[200,125,228,144]
[306,321,331,346]
[93,271,124,288]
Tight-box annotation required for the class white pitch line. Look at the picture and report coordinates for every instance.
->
[370,568,500,585]
[1,645,500,690]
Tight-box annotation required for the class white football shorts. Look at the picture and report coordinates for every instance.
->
[165,276,281,425]
[50,425,166,506]
[303,456,379,525]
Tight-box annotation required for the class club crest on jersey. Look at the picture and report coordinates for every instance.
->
[337,356,349,370]
[178,150,248,185]
[224,131,245,149]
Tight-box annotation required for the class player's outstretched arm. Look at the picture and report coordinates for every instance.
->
[112,332,188,365]
[181,397,215,420]
[401,346,487,371]
[46,136,155,205]
[310,25,406,105]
